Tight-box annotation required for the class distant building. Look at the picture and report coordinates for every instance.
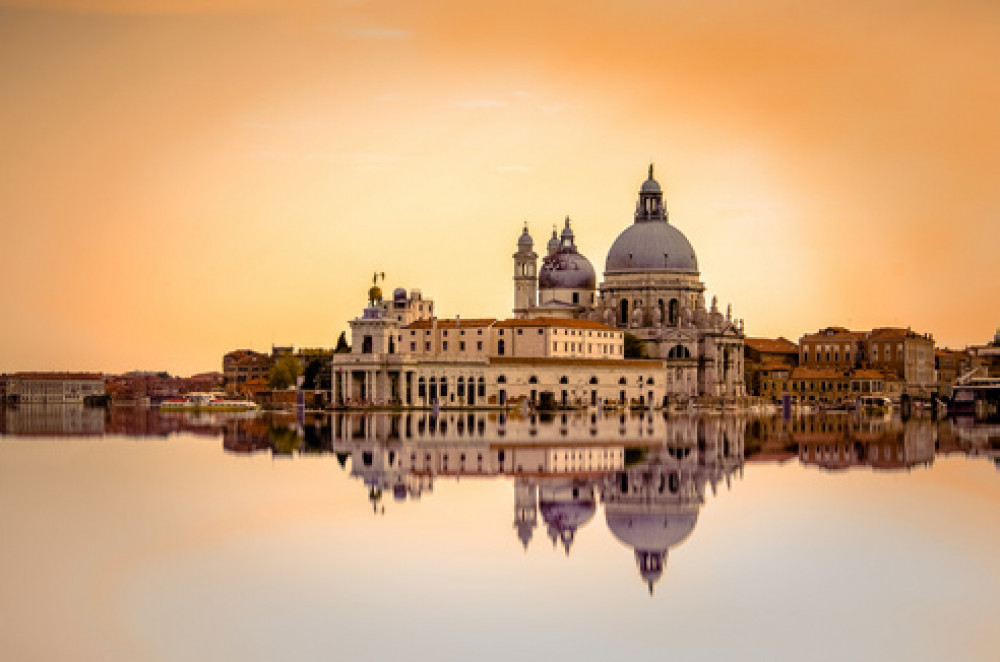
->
[5,372,104,404]
[968,329,1000,378]
[744,337,799,396]
[796,326,937,399]
[223,350,273,396]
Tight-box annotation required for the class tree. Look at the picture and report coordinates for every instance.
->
[624,333,648,359]
[334,331,351,354]
[268,355,301,390]
[302,357,324,390]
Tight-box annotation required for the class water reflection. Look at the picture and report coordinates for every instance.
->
[2,405,998,594]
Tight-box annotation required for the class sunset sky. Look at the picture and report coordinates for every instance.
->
[2,0,998,375]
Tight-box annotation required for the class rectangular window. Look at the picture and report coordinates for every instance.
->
[443,341,448,351]
[460,341,466,351]
[410,342,416,351]
[538,329,543,334]
[517,328,523,335]
[553,342,558,352]
[425,342,430,351]
[477,341,483,350]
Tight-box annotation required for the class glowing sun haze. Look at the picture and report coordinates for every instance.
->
[2,0,998,375]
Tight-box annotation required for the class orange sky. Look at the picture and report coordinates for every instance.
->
[2,0,998,375]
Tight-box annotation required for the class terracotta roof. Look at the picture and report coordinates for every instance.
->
[10,372,103,381]
[867,327,911,339]
[494,317,619,331]
[489,357,666,369]
[403,318,497,330]
[935,348,968,359]
[801,330,866,341]
[760,361,793,371]
[745,337,798,354]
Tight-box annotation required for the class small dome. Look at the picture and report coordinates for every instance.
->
[605,222,698,273]
[640,163,661,193]
[393,287,407,301]
[546,227,560,255]
[539,251,596,290]
[560,216,575,246]
[517,225,533,249]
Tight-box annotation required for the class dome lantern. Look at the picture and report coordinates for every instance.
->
[605,165,698,274]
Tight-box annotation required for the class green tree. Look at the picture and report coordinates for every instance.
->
[334,331,351,354]
[623,333,648,359]
[302,357,324,390]
[268,355,301,390]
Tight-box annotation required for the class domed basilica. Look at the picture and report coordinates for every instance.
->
[513,165,745,400]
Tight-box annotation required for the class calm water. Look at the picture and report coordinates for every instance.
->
[1,406,998,661]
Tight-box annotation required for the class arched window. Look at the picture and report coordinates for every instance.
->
[529,376,538,384]
[669,298,679,325]
[497,375,507,384]
[559,376,568,384]
[589,376,598,385]
[668,344,691,359]
[618,376,627,385]
[619,299,628,326]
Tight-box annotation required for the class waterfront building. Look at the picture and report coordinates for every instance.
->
[331,165,745,408]
[968,329,1000,377]
[796,326,937,400]
[4,372,104,404]
[744,337,799,396]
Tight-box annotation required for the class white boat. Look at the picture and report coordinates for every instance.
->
[159,393,258,412]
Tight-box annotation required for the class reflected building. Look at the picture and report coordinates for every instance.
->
[601,417,744,593]
[325,411,745,591]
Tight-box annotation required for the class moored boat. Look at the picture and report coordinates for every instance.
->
[159,392,258,412]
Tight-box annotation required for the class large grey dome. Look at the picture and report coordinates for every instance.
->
[605,504,699,552]
[539,251,596,289]
[605,222,698,273]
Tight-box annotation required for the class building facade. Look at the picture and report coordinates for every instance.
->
[5,372,104,404]
[332,165,746,408]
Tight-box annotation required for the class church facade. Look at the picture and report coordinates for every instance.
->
[511,165,745,400]
[332,166,745,408]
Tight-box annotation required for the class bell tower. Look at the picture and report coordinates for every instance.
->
[513,224,537,315]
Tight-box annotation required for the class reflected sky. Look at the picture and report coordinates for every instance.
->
[1,408,998,661]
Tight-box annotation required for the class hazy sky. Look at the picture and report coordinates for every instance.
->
[2,0,998,375]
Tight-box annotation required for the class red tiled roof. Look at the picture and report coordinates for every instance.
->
[494,317,619,331]
[745,337,798,354]
[404,318,497,330]
[867,327,910,339]
[490,357,665,368]
[800,330,866,341]
[10,372,103,381]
